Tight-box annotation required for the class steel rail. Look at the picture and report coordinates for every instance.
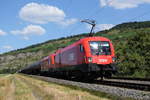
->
[107,77,150,81]
[93,80,150,91]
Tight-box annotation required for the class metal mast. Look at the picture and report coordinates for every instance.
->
[81,19,96,36]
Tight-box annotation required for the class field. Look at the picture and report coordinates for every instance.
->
[0,74,132,100]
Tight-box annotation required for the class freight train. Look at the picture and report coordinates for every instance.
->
[20,36,117,80]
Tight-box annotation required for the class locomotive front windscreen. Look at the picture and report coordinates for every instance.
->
[89,41,111,55]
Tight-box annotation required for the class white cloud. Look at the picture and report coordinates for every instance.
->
[87,24,115,32]
[2,45,13,50]
[0,29,6,36]
[100,0,150,9]
[11,24,46,36]
[100,0,107,7]
[19,2,77,26]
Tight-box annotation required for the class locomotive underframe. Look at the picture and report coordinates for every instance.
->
[44,63,117,79]
[48,63,116,72]
[21,62,117,80]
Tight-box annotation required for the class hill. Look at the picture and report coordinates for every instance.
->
[0,21,150,78]
[111,21,150,30]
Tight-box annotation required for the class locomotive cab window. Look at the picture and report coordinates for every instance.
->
[80,44,84,52]
[89,41,111,55]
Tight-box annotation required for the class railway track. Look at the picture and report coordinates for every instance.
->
[94,79,150,91]
[108,77,150,81]
[25,74,150,91]
[23,74,150,100]
[72,77,150,91]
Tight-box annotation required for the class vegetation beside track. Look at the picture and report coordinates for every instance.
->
[0,74,133,100]
[0,21,150,78]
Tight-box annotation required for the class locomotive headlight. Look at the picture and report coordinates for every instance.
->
[112,57,116,62]
[88,57,93,63]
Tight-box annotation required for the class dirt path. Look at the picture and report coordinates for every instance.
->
[13,76,37,100]
[0,75,15,100]
[16,75,53,100]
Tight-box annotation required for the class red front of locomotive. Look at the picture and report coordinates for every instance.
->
[83,37,115,64]
[82,37,116,73]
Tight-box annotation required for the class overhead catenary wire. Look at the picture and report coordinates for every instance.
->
[87,0,114,18]
[110,10,150,26]
[67,0,150,37]
[128,10,150,21]
[109,7,150,24]
[87,0,150,25]
[68,0,115,36]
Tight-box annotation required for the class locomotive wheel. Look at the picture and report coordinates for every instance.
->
[105,72,112,78]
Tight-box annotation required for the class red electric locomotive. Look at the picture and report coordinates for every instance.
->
[20,36,117,79]
[20,20,117,79]
[40,36,116,79]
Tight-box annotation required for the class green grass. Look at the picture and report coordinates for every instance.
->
[0,74,6,77]
[0,74,9,77]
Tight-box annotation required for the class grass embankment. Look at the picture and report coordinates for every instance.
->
[0,74,133,100]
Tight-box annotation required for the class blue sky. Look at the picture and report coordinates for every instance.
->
[0,0,150,54]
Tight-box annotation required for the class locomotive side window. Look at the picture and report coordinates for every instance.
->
[48,59,51,65]
[89,41,111,55]
[80,44,84,52]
